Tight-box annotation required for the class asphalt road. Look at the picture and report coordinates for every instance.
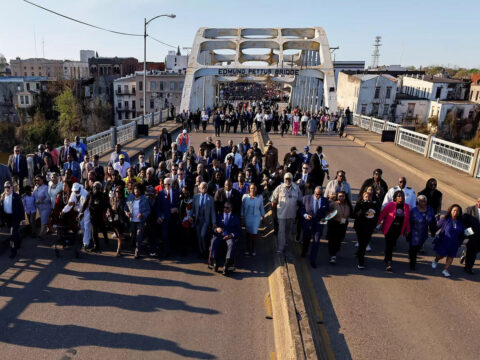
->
[0,127,275,360]
[266,129,480,360]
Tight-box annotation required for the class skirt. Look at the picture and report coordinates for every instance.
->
[245,215,261,235]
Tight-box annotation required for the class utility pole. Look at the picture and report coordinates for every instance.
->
[371,36,382,69]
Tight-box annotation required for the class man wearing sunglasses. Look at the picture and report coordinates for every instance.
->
[382,176,416,210]
[1,181,25,258]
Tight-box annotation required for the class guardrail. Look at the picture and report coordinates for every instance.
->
[351,113,480,178]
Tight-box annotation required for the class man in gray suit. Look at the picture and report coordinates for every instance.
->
[192,182,216,258]
[0,164,12,193]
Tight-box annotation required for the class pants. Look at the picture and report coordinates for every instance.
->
[27,212,36,236]
[277,218,295,252]
[302,226,324,264]
[465,239,479,271]
[215,125,221,137]
[92,222,109,249]
[202,121,207,132]
[327,220,348,256]
[131,221,145,251]
[384,225,402,263]
[80,214,91,246]
[161,214,178,255]
[307,132,315,145]
[211,235,236,262]
[301,122,307,135]
[408,244,421,269]
[5,214,21,257]
[356,227,374,266]
[196,221,210,255]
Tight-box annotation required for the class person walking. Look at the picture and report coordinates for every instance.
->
[192,182,216,258]
[382,177,416,210]
[306,115,318,146]
[1,181,25,258]
[241,184,265,256]
[418,178,442,216]
[408,195,437,270]
[272,173,303,254]
[108,186,129,256]
[377,190,411,272]
[432,204,464,277]
[126,183,150,259]
[354,191,379,269]
[461,196,480,274]
[359,169,388,205]
[8,145,28,194]
[292,113,300,135]
[326,191,352,264]
[324,170,352,203]
[33,175,51,239]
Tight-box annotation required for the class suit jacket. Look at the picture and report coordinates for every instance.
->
[192,193,216,225]
[294,172,313,185]
[0,164,13,193]
[159,133,172,153]
[214,188,242,215]
[58,146,78,167]
[157,188,180,220]
[463,206,480,244]
[223,163,239,182]
[134,162,151,174]
[33,152,53,175]
[214,212,241,240]
[93,165,105,182]
[309,153,324,185]
[238,142,251,156]
[0,192,25,225]
[149,152,165,169]
[210,147,227,162]
[8,154,28,178]
[301,195,329,233]
[63,161,81,179]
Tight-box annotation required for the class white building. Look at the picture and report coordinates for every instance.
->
[428,100,478,124]
[336,72,397,119]
[394,93,430,123]
[63,60,89,80]
[165,48,188,72]
[113,70,185,125]
[333,61,365,84]
[401,75,468,101]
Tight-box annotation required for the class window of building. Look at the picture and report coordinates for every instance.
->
[150,81,156,91]
[25,96,29,105]
[150,99,154,109]
[179,81,184,91]
[374,87,380,99]
[139,81,143,91]
[118,112,122,120]
[117,85,121,94]
[39,72,42,76]
[132,86,136,94]
[169,81,175,91]
[26,83,30,91]
[38,66,42,70]
[20,96,24,104]
[140,99,144,108]
[159,81,164,91]
[118,102,122,109]
[132,100,136,109]
[31,66,34,70]
[36,83,40,90]
[24,72,27,76]
[124,101,129,109]
[372,103,379,116]
[124,85,129,93]
[361,104,367,115]
[386,87,392,99]
[31,72,35,76]
[383,105,389,116]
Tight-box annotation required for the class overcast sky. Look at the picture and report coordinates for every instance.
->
[2,0,478,68]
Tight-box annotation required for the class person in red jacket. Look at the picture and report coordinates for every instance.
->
[377,190,411,272]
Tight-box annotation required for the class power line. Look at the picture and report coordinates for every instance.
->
[22,0,143,37]
[148,35,176,49]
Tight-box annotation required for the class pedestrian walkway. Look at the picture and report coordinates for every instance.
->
[345,126,478,203]
[98,120,182,165]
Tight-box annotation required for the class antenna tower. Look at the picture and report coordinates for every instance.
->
[371,36,381,68]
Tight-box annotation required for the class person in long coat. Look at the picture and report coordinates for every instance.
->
[33,175,52,238]
[241,184,265,256]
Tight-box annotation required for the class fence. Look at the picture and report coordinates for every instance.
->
[351,113,480,178]
[85,109,170,159]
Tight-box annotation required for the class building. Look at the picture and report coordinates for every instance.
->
[394,93,430,123]
[0,54,9,77]
[333,61,365,84]
[469,73,480,105]
[63,60,89,80]
[165,48,188,72]
[400,74,469,101]
[336,72,397,118]
[80,50,95,63]
[135,62,166,72]
[10,57,64,79]
[428,99,478,124]
[113,70,185,125]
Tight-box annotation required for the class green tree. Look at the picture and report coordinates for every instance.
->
[55,87,85,138]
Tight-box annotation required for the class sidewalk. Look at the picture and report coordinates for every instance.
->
[99,120,182,165]
[344,126,478,204]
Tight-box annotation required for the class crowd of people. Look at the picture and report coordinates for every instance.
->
[1,103,479,279]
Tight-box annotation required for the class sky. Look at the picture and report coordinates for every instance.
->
[2,0,479,68]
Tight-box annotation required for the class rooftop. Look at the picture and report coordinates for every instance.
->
[354,73,397,82]
[403,74,465,84]
[0,76,49,83]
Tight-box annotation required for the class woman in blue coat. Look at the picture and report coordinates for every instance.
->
[33,175,52,238]
[408,195,437,270]
[432,204,464,277]
[241,184,265,256]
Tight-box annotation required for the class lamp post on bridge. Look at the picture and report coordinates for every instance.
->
[143,14,176,118]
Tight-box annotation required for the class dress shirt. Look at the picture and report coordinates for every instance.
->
[225,190,231,199]
[113,162,131,178]
[3,193,13,214]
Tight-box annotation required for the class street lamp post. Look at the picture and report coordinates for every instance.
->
[143,14,176,119]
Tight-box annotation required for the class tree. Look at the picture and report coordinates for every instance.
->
[55,88,85,138]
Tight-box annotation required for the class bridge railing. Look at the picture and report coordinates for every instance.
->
[351,113,480,178]
[86,128,115,158]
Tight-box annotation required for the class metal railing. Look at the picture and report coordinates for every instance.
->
[428,137,475,173]
[351,113,480,177]
[116,122,136,144]
[397,128,429,155]
[86,128,114,157]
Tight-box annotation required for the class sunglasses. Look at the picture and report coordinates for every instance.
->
[224,207,231,210]
[5,186,11,189]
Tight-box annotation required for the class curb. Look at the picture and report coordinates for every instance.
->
[344,132,476,205]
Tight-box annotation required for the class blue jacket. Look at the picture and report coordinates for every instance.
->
[215,212,241,240]
[408,206,437,246]
[63,161,81,179]
[157,188,180,220]
[126,194,151,222]
[301,195,329,233]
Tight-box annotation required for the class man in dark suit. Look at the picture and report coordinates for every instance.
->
[210,140,227,163]
[7,146,28,194]
[63,154,81,180]
[301,186,329,268]
[461,197,480,274]
[58,138,78,169]
[0,164,12,194]
[192,182,216,257]
[134,153,150,174]
[149,146,165,170]
[33,144,53,175]
[214,179,242,216]
[309,146,329,187]
[92,155,105,183]
[0,181,25,258]
[213,111,222,137]
[223,155,239,182]
[207,159,224,181]
[157,177,180,258]
[210,201,241,275]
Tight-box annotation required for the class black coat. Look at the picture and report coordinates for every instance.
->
[7,154,28,178]
[462,206,480,248]
[0,192,25,225]
[214,188,242,215]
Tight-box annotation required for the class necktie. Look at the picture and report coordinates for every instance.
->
[226,166,230,179]
[16,155,19,172]
[200,195,204,207]
[167,191,171,204]
[314,199,318,215]
[226,191,230,199]
[64,147,68,161]
[217,149,220,158]
[225,214,229,225]
[155,154,158,166]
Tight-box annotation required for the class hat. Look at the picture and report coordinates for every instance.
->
[290,146,297,151]
[72,183,81,192]
[119,154,125,159]
[183,129,187,134]
[304,145,309,150]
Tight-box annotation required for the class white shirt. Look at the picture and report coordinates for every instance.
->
[132,199,141,222]
[113,161,131,178]
[382,186,416,210]
[227,152,242,168]
[255,113,264,122]
[3,193,13,214]
[48,181,63,208]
